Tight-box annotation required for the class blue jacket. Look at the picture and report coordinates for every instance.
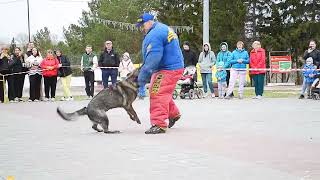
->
[228,48,249,70]
[216,69,227,82]
[216,42,232,68]
[138,22,184,86]
[303,64,317,83]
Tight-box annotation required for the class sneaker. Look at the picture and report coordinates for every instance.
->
[203,92,208,98]
[50,98,55,102]
[67,97,74,101]
[211,94,216,98]
[34,99,39,102]
[252,96,258,99]
[256,95,262,100]
[28,99,33,102]
[168,114,181,128]
[44,98,50,102]
[224,95,232,100]
[18,98,24,102]
[145,125,166,134]
[87,96,93,100]
[60,97,66,101]
[299,95,304,99]
[9,100,15,103]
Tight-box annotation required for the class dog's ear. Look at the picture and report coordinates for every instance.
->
[127,69,140,79]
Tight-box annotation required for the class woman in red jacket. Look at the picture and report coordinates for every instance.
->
[40,49,60,101]
[250,41,266,99]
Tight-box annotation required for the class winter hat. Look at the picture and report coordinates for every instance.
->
[123,52,130,59]
[306,57,313,65]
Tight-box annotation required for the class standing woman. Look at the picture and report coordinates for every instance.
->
[11,47,27,102]
[25,48,43,102]
[40,49,60,101]
[217,42,233,96]
[56,50,73,101]
[250,41,266,99]
[225,41,250,99]
[0,47,14,103]
[198,42,216,98]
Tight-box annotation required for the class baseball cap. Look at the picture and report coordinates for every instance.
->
[136,13,155,27]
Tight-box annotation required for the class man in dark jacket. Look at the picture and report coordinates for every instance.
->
[304,40,320,68]
[99,40,120,88]
[182,41,198,82]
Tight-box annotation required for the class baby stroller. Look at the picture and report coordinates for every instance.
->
[173,66,204,99]
[311,78,320,100]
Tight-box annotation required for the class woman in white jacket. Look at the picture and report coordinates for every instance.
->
[118,52,135,80]
[25,48,43,102]
[198,42,216,98]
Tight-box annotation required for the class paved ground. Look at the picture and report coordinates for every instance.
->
[0,98,319,180]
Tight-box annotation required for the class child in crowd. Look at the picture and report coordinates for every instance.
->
[216,61,227,99]
[299,57,317,99]
[118,52,135,81]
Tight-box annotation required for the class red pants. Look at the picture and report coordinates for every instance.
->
[149,69,184,128]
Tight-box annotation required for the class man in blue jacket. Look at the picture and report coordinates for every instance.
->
[136,13,184,134]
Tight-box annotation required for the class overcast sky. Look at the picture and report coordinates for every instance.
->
[0,0,89,44]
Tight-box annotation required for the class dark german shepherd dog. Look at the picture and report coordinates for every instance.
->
[57,69,141,134]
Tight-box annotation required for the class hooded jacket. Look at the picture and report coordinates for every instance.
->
[138,22,184,87]
[57,54,72,77]
[40,56,60,77]
[249,48,266,74]
[229,48,249,70]
[217,42,232,68]
[215,61,227,82]
[198,43,216,73]
[119,53,135,78]
[303,64,317,83]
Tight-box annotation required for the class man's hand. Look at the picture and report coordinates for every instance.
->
[308,48,313,53]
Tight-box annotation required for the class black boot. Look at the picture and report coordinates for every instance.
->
[299,94,305,99]
[145,125,166,134]
[168,114,181,128]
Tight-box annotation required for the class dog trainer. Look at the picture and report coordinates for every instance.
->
[136,13,184,134]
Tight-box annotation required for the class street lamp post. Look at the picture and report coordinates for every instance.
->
[27,0,31,42]
[203,0,209,44]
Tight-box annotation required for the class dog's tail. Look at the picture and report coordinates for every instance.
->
[57,107,87,121]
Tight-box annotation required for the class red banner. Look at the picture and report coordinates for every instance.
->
[270,56,292,73]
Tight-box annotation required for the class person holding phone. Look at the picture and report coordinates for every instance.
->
[304,40,320,68]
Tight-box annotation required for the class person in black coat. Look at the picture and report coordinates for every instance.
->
[182,41,198,82]
[11,47,27,101]
[56,50,73,101]
[98,40,120,88]
[0,47,15,102]
[304,40,320,68]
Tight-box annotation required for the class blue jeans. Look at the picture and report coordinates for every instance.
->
[301,78,312,96]
[201,73,214,93]
[102,69,118,88]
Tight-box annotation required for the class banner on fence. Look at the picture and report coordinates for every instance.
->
[270,56,292,73]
